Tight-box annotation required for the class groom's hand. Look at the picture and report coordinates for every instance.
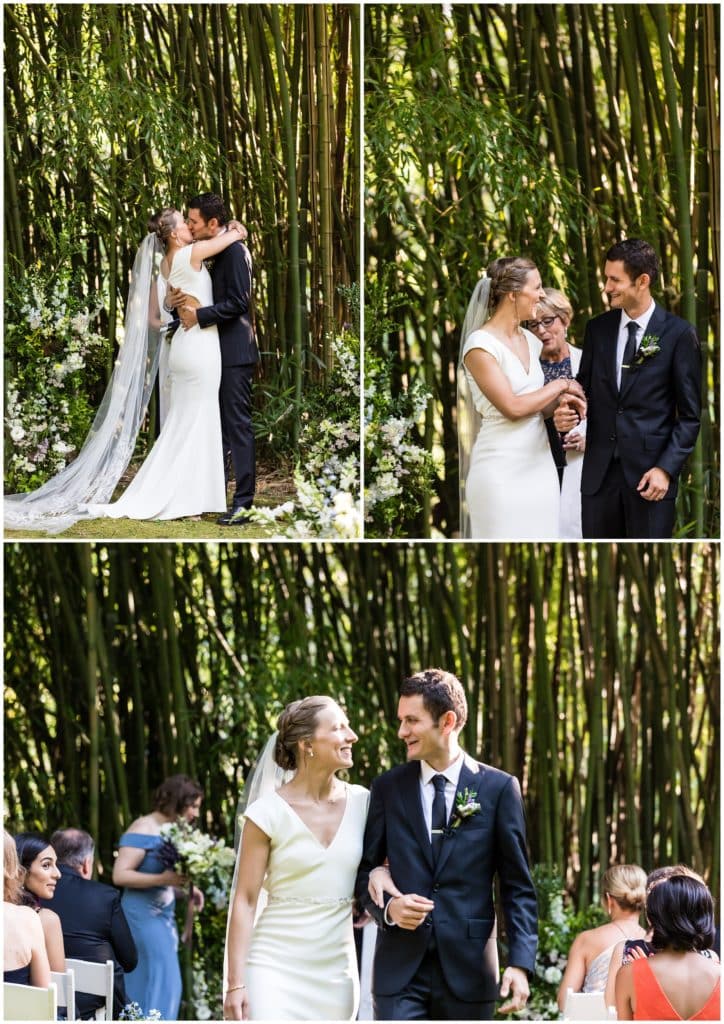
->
[637,466,670,501]
[387,893,435,930]
[498,966,530,1014]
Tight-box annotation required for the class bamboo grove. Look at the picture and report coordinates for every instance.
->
[4,3,359,449]
[366,4,720,536]
[4,541,718,911]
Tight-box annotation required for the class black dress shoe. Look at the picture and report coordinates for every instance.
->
[217,508,253,526]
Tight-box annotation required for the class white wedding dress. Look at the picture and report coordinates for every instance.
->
[462,327,560,538]
[241,784,369,1020]
[91,245,226,520]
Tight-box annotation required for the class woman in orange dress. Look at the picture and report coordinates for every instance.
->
[616,874,720,1020]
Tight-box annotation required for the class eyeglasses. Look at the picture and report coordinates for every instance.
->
[526,315,559,331]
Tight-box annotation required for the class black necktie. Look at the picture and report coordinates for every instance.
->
[431,774,447,863]
[621,321,639,386]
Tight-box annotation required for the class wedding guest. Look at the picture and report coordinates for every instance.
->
[527,287,587,538]
[615,874,720,1019]
[14,832,66,972]
[603,863,717,1006]
[556,864,647,1009]
[112,775,204,1021]
[41,828,137,1018]
[3,829,51,987]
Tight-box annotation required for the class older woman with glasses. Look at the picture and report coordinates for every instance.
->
[526,288,586,538]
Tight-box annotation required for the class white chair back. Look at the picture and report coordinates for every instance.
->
[3,981,58,1020]
[51,966,76,1019]
[562,987,617,1020]
[65,958,114,1021]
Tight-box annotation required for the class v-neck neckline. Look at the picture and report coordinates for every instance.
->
[275,783,350,851]
[479,327,532,375]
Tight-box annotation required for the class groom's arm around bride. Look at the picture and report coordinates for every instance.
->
[355,669,538,1021]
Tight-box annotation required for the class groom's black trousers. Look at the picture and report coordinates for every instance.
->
[373,944,495,1021]
[220,363,256,510]
[581,457,675,538]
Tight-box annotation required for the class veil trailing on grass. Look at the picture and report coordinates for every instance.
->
[457,274,491,538]
[4,232,165,535]
[223,733,293,996]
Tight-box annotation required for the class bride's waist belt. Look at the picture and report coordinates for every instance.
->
[266,895,354,905]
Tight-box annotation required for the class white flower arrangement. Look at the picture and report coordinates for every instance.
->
[5,267,107,492]
[247,329,362,538]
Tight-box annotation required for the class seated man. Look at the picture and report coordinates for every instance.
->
[40,828,137,1019]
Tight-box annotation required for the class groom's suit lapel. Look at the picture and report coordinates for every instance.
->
[401,763,434,871]
[605,310,623,398]
[433,754,484,878]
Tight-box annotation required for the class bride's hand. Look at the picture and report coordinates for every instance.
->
[368,865,401,908]
[224,985,249,1021]
[227,219,248,241]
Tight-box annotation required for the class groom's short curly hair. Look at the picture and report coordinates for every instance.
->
[400,669,468,729]
[606,238,659,287]
[188,192,228,226]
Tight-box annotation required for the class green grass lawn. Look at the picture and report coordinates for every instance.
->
[5,464,297,541]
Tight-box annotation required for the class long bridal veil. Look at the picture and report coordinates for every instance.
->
[457,275,491,538]
[223,733,293,995]
[4,232,165,534]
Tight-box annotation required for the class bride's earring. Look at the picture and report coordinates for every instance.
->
[512,295,520,330]
[307,747,314,759]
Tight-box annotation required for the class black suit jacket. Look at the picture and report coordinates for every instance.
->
[355,754,538,1003]
[577,305,701,498]
[196,241,258,367]
[40,865,137,1018]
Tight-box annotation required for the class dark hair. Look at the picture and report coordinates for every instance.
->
[187,192,228,226]
[275,696,337,771]
[153,775,203,817]
[14,832,52,907]
[605,238,659,288]
[400,669,468,729]
[148,208,179,247]
[50,828,95,870]
[646,875,716,952]
[487,257,538,311]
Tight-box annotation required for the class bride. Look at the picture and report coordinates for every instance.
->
[4,209,244,533]
[223,697,400,1021]
[458,256,577,539]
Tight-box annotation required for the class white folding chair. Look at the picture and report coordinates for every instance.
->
[562,988,617,1020]
[51,966,76,1019]
[3,981,58,1020]
[65,958,113,1021]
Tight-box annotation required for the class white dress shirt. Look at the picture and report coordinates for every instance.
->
[419,752,465,836]
[616,299,656,389]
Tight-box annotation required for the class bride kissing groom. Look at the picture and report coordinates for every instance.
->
[224,672,537,1021]
[5,193,257,533]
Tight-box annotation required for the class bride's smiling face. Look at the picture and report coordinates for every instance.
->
[306,703,358,769]
[513,269,546,322]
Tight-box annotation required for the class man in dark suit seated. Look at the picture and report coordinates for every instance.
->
[40,828,137,1019]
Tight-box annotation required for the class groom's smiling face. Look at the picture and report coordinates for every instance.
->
[397,695,445,764]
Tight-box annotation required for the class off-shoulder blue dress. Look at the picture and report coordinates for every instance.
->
[118,832,181,1020]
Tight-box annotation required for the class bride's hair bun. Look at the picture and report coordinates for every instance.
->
[487,256,538,310]
[148,208,178,247]
[601,864,647,912]
[274,695,335,771]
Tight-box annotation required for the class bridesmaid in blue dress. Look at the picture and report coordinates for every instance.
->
[112,775,205,1020]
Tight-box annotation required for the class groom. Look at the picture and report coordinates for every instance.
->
[171,192,258,525]
[355,669,537,1020]
[555,238,701,538]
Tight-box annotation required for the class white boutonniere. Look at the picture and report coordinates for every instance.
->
[633,334,661,365]
[449,788,481,829]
